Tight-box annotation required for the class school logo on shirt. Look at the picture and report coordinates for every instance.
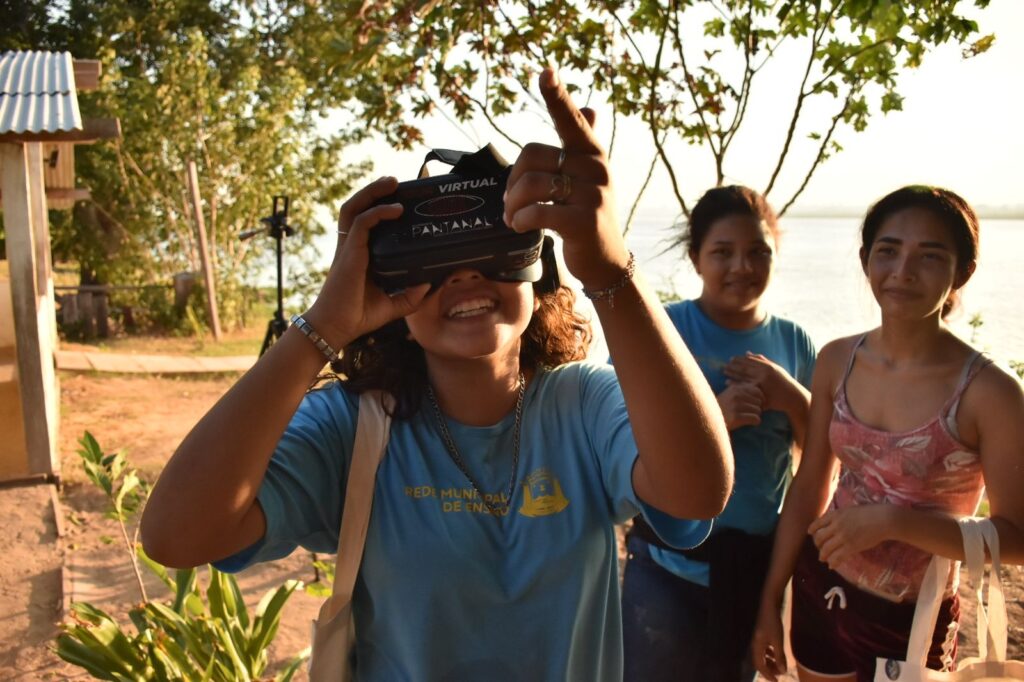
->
[518,468,569,517]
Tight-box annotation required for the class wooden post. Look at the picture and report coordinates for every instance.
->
[185,160,222,341]
[27,144,59,350]
[1,142,59,477]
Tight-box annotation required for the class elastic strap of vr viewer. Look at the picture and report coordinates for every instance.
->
[417,144,509,179]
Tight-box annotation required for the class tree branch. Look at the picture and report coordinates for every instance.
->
[778,92,853,216]
[669,4,722,183]
[721,1,757,159]
[648,12,690,219]
[763,5,830,197]
[623,141,664,237]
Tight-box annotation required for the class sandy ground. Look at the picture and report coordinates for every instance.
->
[2,369,1022,679]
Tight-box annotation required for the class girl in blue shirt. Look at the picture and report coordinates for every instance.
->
[622,186,816,682]
[140,69,733,681]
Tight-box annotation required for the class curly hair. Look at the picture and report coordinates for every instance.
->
[333,285,592,419]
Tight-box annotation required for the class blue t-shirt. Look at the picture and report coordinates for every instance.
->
[651,300,815,585]
[216,361,710,681]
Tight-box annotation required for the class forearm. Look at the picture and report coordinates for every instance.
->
[761,470,833,606]
[602,275,732,519]
[141,324,342,566]
[780,379,811,449]
[887,507,1024,565]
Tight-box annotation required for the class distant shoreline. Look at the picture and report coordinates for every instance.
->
[785,207,1024,220]
[636,207,1024,222]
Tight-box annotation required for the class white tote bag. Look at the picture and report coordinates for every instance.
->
[308,391,393,682]
[875,517,1024,682]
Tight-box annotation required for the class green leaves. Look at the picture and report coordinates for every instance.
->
[320,0,993,217]
[26,0,370,332]
[59,433,308,680]
[58,567,304,681]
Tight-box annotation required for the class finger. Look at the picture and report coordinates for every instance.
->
[539,67,602,154]
[387,282,431,317]
[723,364,752,381]
[505,193,605,236]
[344,203,404,251]
[734,412,761,428]
[504,170,603,219]
[505,145,607,200]
[808,512,831,535]
[580,106,597,129]
[338,176,399,230]
[769,642,788,677]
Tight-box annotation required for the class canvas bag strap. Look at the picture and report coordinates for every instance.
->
[904,551,953,665]
[961,516,1008,661]
[320,390,394,621]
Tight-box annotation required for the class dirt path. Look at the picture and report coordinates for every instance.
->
[3,370,1022,679]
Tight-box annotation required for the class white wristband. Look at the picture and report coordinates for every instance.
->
[290,314,340,363]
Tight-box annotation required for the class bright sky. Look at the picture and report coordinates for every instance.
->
[337,0,1024,219]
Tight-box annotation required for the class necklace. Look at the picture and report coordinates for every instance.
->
[426,373,525,516]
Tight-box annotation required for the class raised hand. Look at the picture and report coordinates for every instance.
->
[502,67,631,291]
[717,381,764,429]
[304,177,430,347]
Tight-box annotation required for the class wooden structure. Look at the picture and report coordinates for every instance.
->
[0,50,120,482]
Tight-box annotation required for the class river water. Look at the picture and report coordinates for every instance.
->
[605,216,1024,366]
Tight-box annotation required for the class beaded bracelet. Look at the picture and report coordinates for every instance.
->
[290,314,340,363]
[582,252,636,309]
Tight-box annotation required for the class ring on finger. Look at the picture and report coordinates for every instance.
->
[556,148,567,173]
[549,173,572,203]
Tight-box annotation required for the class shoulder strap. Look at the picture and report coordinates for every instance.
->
[833,334,867,400]
[943,351,990,416]
[320,390,394,621]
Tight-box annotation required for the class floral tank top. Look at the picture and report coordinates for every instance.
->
[828,335,988,602]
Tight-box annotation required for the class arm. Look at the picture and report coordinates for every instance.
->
[503,68,732,520]
[751,339,846,681]
[809,363,1024,567]
[140,181,430,568]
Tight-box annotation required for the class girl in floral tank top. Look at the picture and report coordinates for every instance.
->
[751,186,1024,682]
[829,336,988,602]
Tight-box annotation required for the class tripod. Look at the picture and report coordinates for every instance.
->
[241,196,295,357]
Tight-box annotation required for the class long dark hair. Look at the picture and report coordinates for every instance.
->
[860,185,979,319]
[334,285,591,419]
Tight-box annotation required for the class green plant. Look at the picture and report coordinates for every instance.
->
[968,312,984,345]
[57,432,309,681]
[76,432,150,601]
[304,559,336,599]
[1009,360,1024,382]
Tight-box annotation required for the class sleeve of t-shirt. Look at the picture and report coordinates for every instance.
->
[577,363,711,549]
[794,325,817,389]
[213,384,358,573]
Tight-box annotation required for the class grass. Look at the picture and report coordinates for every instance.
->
[60,302,274,357]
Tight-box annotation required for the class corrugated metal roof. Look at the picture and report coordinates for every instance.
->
[0,51,82,134]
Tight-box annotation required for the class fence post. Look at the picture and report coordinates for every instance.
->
[186,160,222,341]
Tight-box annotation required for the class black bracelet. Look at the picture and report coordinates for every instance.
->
[582,252,636,309]
[290,314,340,363]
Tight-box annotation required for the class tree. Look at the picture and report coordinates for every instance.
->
[325,0,994,225]
[2,0,370,330]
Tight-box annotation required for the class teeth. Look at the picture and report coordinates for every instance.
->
[446,298,496,318]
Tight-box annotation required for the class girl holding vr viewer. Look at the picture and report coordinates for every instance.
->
[141,67,733,681]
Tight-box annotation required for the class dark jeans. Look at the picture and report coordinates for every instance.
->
[621,535,757,682]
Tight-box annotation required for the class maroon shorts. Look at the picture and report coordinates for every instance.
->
[790,536,959,681]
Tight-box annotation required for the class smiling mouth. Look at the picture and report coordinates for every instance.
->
[445,297,497,319]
